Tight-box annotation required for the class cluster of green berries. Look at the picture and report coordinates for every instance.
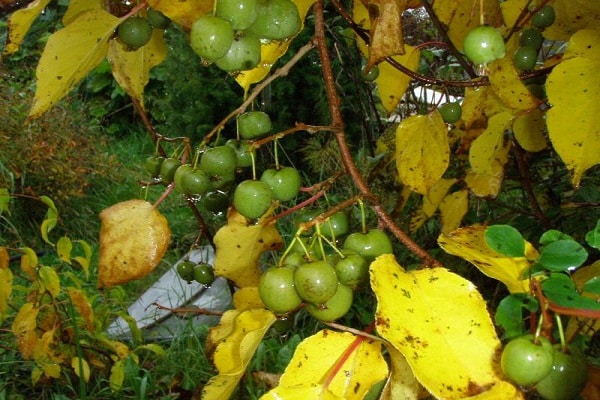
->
[117,8,171,50]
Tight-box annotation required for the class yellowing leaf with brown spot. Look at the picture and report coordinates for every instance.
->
[461,85,511,129]
[513,109,548,152]
[439,189,469,234]
[354,0,420,114]
[33,329,64,381]
[39,266,60,299]
[380,345,422,400]
[12,302,39,360]
[68,288,95,331]
[108,29,168,107]
[29,9,121,118]
[469,111,512,175]
[3,0,51,55]
[261,384,341,399]
[370,254,520,399]
[214,208,283,288]
[98,200,171,288]
[20,247,38,280]
[437,225,536,293]
[359,0,407,67]
[432,0,503,52]
[232,286,265,310]
[546,29,600,188]
[203,309,276,400]
[543,0,600,42]
[395,113,449,195]
[411,178,457,233]
[147,0,214,30]
[488,57,537,111]
[262,330,388,400]
[464,168,504,198]
[235,0,316,91]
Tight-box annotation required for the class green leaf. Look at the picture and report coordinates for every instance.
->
[495,293,539,339]
[40,196,58,245]
[29,9,121,118]
[0,188,9,215]
[542,274,600,311]
[57,236,72,265]
[585,220,600,249]
[484,225,525,257]
[539,229,575,246]
[583,277,600,295]
[538,239,588,272]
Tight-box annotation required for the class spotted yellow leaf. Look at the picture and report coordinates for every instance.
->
[3,0,51,55]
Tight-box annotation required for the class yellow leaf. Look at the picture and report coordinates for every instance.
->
[264,330,388,400]
[20,247,38,280]
[500,0,528,29]
[107,28,168,107]
[71,357,91,382]
[488,57,537,111]
[12,302,39,360]
[62,0,102,25]
[439,189,469,234]
[39,265,60,299]
[0,246,8,269]
[72,239,92,280]
[437,225,535,293]
[380,345,422,400]
[464,168,504,198]
[261,384,341,400]
[423,178,458,217]
[512,109,548,152]
[30,9,121,118]
[233,286,265,310]
[543,0,600,42]
[202,309,276,400]
[3,0,51,55]
[359,0,407,67]
[110,359,125,391]
[546,29,600,188]
[147,0,214,30]
[67,288,95,331]
[214,208,283,288]
[57,236,72,265]
[461,85,511,129]
[33,330,65,380]
[469,111,512,175]
[0,268,13,319]
[432,0,503,52]
[370,254,518,399]
[395,113,449,195]
[98,200,171,288]
[234,0,316,91]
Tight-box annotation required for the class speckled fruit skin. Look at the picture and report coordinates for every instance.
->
[294,261,339,305]
[233,179,273,219]
[306,283,353,322]
[259,266,302,314]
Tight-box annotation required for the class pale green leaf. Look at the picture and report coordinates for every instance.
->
[395,112,449,195]
[39,265,61,299]
[110,359,125,391]
[71,357,91,382]
[57,236,72,265]
[30,9,121,118]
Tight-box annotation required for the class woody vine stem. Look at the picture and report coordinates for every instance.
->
[312,0,441,268]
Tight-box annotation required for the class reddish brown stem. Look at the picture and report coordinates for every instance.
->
[313,0,441,268]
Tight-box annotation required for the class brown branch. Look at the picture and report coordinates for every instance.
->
[313,0,441,268]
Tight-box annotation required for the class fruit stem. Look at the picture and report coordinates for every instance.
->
[555,314,567,351]
[274,138,280,170]
[121,1,148,20]
[358,199,367,234]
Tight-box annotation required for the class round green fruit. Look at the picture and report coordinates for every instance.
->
[200,190,230,214]
[145,155,164,177]
[501,334,554,386]
[513,45,538,71]
[259,266,303,314]
[225,139,255,168]
[193,263,216,285]
[294,261,339,305]
[293,208,323,236]
[462,25,506,65]
[216,0,258,30]
[174,165,212,196]
[190,15,234,61]
[260,167,301,202]
[118,16,153,50]
[535,347,588,400]
[249,0,301,40]
[159,157,182,184]
[519,28,544,50]
[361,62,379,81]
[306,283,353,322]
[233,179,273,219]
[281,251,306,268]
[215,31,261,72]
[334,254,369,288]
[343,229,393,260]
[320,212,350,239]
[199,145,238,178]
[438,102,462,124]
[238,111,272,139]
[177,261,196,282]
[532,5,556,30]
[147,8,170,29]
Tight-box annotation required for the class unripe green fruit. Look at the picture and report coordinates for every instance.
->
[145,155,164,177]
[535,346,588,400]
[519,28,544,50]
[260,167,301,202]
[334,254,369,288]
[501,334,554,386]
[233,179,273,219]
[147,8,170,29]
[215,31,261,72]
[306,283,353,322]
[200,190,230,214]
[190,16,234,61]
[513,45,538,71]
[532,5,556,30]
[259,266,303,314]
[159,157,182,184]
[294,261,339,305]
[177,261,196,282]
[438,102,462,124]
[320,212,349,239]
[193,263,215,285]
[249,0,302,40]
[343,229,393,260]
[463,25,506,65]
[199,145,238,178]
[118,16,153,50]
[225,139,255,168]
[216,0,259,30]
